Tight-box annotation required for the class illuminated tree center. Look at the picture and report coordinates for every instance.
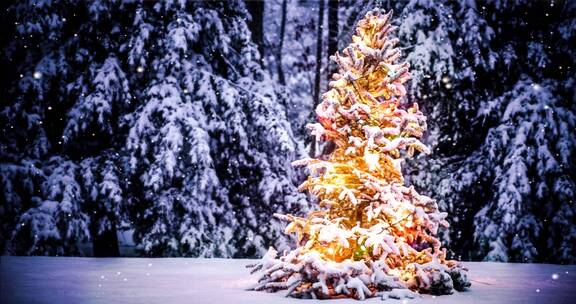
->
[250,8,470,300]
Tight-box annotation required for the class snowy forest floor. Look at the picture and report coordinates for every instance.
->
[1,257,575,304]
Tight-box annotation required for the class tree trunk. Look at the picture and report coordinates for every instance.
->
[310,0,325,157]
[327,0,339,79]
[245,0,265,62]
[276,0,288,85]
[93,224,120,257]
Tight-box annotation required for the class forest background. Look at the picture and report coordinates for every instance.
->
[0,0,574,264]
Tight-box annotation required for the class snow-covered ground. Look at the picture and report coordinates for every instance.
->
[1,257,574,304]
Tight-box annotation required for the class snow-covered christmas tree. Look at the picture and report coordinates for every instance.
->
[249,9,470,299]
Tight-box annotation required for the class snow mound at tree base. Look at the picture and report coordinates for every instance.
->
[248,247,470,300]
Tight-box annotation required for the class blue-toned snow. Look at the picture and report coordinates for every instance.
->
[1,257,575,303]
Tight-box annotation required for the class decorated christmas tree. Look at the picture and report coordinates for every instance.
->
[248,8,470,300]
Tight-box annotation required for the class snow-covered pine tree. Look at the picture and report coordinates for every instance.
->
[389,0,498,259]
[472,78,576,262]
[335,0,576,263]
[1,0,130,255]
[11,157,90,255]
[249,9,470,299]
[466,1,576,264]
[122,0,307,257]
[0,160,43,253]
[79,152,128,256]
[1,0,307,257]
[396,0,576,263]
[265,0,498,258]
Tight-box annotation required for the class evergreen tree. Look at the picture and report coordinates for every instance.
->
[0,0,307,257]
[12,157,90,255]
[382,0,575,263]
[123,1,307,257]
[275,0,575,263]
[1,0,130,255]
[250,9,469,299]
[471,78,575,262]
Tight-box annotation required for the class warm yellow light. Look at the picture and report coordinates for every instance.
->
[330,176,347,186]
[260,8,463,298]
[250,8,470,300]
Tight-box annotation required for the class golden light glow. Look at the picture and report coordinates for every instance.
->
[282,8,451,286]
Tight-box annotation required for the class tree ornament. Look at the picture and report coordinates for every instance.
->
[248,8,470,300]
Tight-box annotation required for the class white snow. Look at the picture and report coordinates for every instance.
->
[1,257,575,304]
